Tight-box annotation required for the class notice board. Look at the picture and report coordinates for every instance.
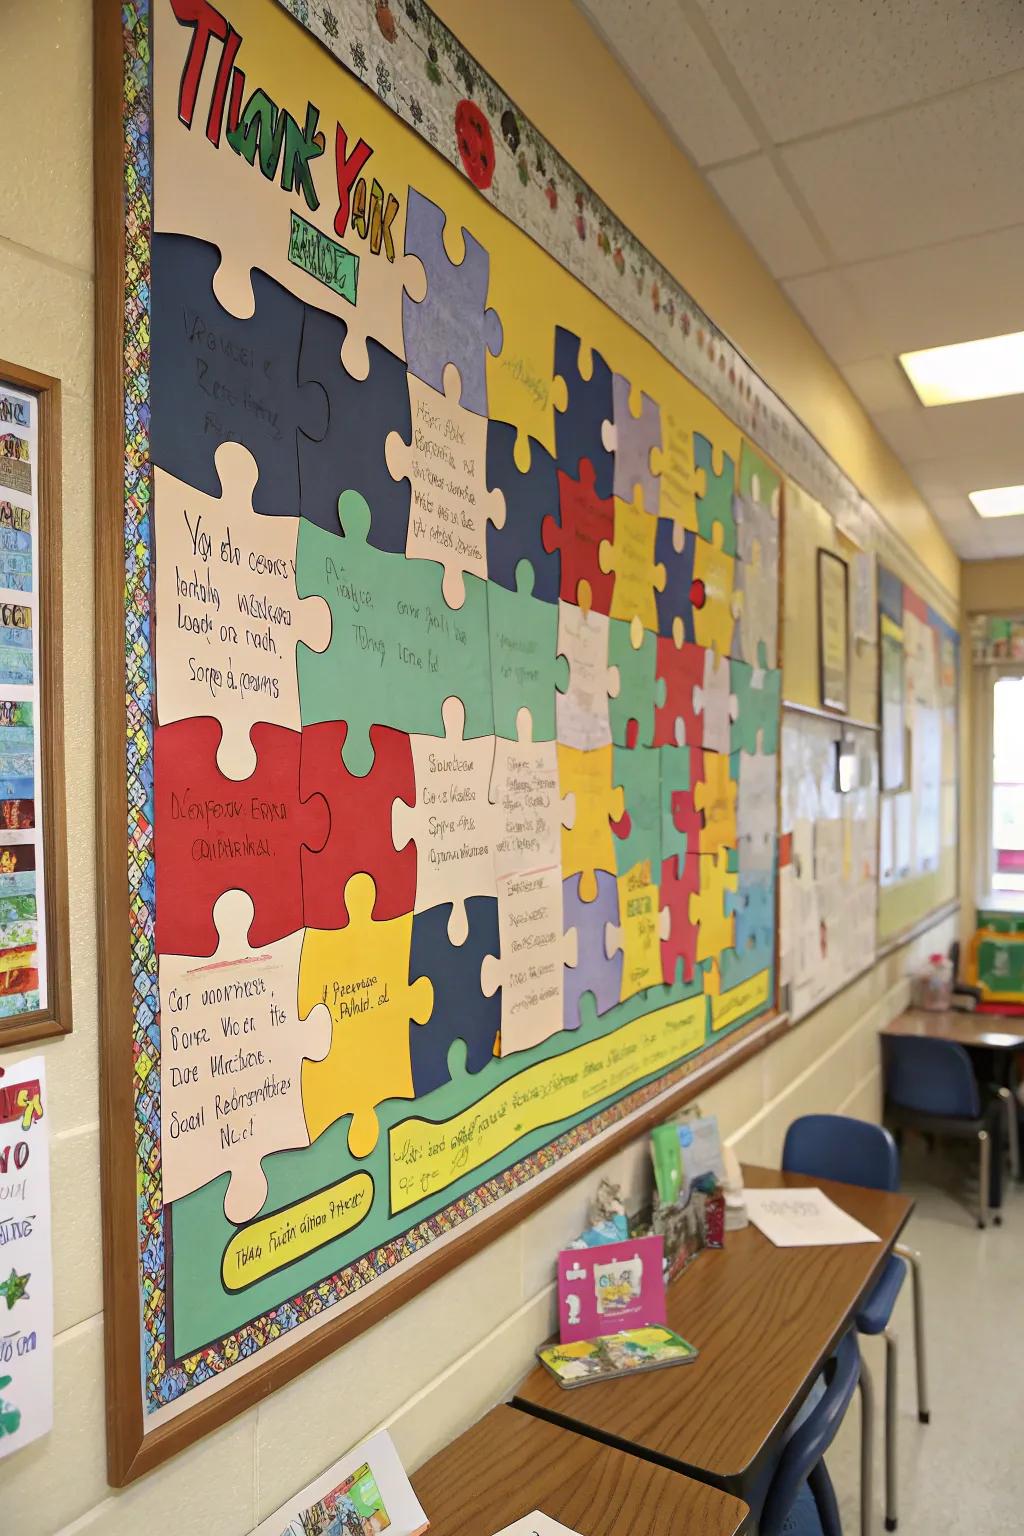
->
[95,0,787,1480]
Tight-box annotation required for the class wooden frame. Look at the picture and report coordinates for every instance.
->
[0,358,71,1049]
[817,548,849,715]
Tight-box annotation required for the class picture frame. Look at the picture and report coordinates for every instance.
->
[817,549,850,715]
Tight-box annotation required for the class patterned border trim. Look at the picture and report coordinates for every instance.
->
[276,0,956,623]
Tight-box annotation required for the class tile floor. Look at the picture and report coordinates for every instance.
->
[826,1141,1024,1533]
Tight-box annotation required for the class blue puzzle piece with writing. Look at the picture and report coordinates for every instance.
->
[654,517,698,641]
[409,896,501,1094]
[694,434,737,555]
[151,232,325,513]
[563,870,622,1028]
[402,188,503,416]
[485,419,560,602]
[609,618,664,748]
[730,660,781,756]
[553,326,614,498]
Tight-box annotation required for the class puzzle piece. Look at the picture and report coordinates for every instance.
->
[654,519,698,643]
[409,895,501,1095]
[608,618,663,748]
[553,327,614,497]
[544,461,616,613]
[386,364,506,608]
[612,745,661,876]
[730,661,781,756]
[392,697,499,945]
[159,889,332,1223]
[606,373,661,514]
[297,307,411,551]
[693,527,739,657]
[150,233,325,514]
[733,870,775,961]
[693,435,737,555]
[562,869,622,1028]
[558,743,625,902]
[693,648,738,754]
[738,440,782,517]
[654,636,704,749]
[736,750,777,875]
[695,750,738,858]
[484,864,574,1054]
[660,853,701,986]
[402,187,503,415]
[600,497,666,632]
[300,873,433,1158]
[154,719,328,956]
[155,444,331,778]
[607,860,670,1001]
[733,492,779,671]
[485,420,560,603]
[491,708,562,878]
[299,720,417,929]
[556,602,617,752]
[689,848,738,965]
[297,489,492,775]
[660,743,702,868]
[489,562,568,741]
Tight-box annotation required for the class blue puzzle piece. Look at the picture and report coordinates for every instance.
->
[402,188,503,416]
[553,326,614,498]
[734,870,774,955]
[409,896,501,1094]
[486,419,560,602]
[612,745,661,876]
[730,661,781,756]
[609,619,663,748]
[151,232,324,513]
[694,434,737,555]
[563,870,622,1029]
[297,306,411,552]
[655,517,698,641]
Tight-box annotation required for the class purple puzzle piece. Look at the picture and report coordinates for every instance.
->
[562,869,622,1029]
[611,373,661,514]
[402,187,503,416]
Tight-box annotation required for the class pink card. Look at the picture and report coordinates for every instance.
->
[556,1235,666,1343]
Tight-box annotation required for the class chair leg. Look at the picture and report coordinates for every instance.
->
[1005,1083,1021,1181]
[859,1358,876,1536]
[809,1457,844,1536]
[895,1244,930,1424]
[977,1128,990,1229]
[883,1330,898,1531]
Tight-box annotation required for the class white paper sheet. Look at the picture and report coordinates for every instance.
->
[494,1515,583,1536]
[0,1054,52,1460]
[254,1430,428,1536]
[745,1187,879,1248]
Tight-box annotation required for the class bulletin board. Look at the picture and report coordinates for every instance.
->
[96,0,788,1481]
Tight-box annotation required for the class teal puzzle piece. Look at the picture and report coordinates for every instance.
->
[488,558,569,741]
[694,434,737,555]
[612,744,661,876]
[659,743,696,867]
[609,618,664,748]
[730,661,781,756]
[297,489,493,775]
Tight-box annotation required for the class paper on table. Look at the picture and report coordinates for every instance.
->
[253,1429,428,1536]
[745,1187,880,1247]
[493,1514,583,1536]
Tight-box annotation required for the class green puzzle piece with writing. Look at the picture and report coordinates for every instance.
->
[738,440,781,514]
[297,489,493,774]
[488,558,569,741]
[730,661,781,756]
[694,434,737,555]
[612,743,661,876]
[609,617,664,747]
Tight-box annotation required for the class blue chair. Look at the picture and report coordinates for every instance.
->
[783,1115,928,1534]
[760,1328,861,1536]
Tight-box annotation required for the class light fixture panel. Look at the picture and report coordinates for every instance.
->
[900,330,1024,407]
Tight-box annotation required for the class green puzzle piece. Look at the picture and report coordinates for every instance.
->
[659,743,693,866]
[297,489,493,775]
[730,661,781,756]
[738,439,781,513]
[613,743,661,876]
[694,433,736,555]
[488,559,568,741]
[609,618,664,747]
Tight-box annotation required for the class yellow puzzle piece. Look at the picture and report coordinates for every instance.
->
[601,496,666,633]
[607,860,670,1001]
[558,743,625,903]
[693,525,740,658]
[695,751,738,858]
[689,849,738,965]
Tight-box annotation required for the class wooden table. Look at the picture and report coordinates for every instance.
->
[412,1405,750,1535]
[513,1165,912,1502]
[882,1007,1024,1052]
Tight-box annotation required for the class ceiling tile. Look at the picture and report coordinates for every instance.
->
[694,0,1024,142]
[575,0,758,166]
[707,154,825,277]
[781,72,1024,263]
[782,272,886,365]
[839,358,916,414]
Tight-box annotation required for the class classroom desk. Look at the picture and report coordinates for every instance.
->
[882,1007,1024,1053]
[412,1405,750,1536]
[513,1165,912,1502]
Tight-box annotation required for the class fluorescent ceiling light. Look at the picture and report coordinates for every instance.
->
[900,330,1024,406]
[969,485,1024,520]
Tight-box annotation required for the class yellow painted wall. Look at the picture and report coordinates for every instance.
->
[962,558,1024,613]
[0,3,963,1530]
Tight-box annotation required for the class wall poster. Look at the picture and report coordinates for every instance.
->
[0,1055,53,1461]
[97,0,790,1480]
[817,550,848,714]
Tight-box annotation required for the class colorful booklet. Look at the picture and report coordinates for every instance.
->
[537,1325,699,1389]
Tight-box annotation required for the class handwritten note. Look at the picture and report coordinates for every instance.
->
[0,1055,52,1461]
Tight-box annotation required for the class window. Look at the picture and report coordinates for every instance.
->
[991,675,1024,891]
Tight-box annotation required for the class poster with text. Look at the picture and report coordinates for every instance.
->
[0,1055,52,1460]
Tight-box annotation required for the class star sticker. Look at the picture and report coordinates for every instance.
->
[0,1268,29,1309]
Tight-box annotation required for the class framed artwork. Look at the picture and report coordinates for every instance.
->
[817,549,849,715]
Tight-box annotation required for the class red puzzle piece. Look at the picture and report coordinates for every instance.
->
[154,718,328,956]
[544,458,615,613]
[660,853,700,986]
[667,746,703,856]
[654,637,704,748]
[299,721,417,928]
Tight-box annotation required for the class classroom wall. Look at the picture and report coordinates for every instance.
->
[961,558,1024,613]
[1,3,962,1531]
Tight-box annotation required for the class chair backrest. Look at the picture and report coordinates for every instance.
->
[759,1329,860,1536]
[884,1034,980,1118]
[782,1113,900,1192]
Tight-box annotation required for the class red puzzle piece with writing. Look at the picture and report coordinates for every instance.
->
[299,720,418,929]
[544,459,616,613]
[660,852,700,986]
[154,718,329,956]
[654,637,704,748]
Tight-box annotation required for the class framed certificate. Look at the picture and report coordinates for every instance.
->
[818,549,850,714]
